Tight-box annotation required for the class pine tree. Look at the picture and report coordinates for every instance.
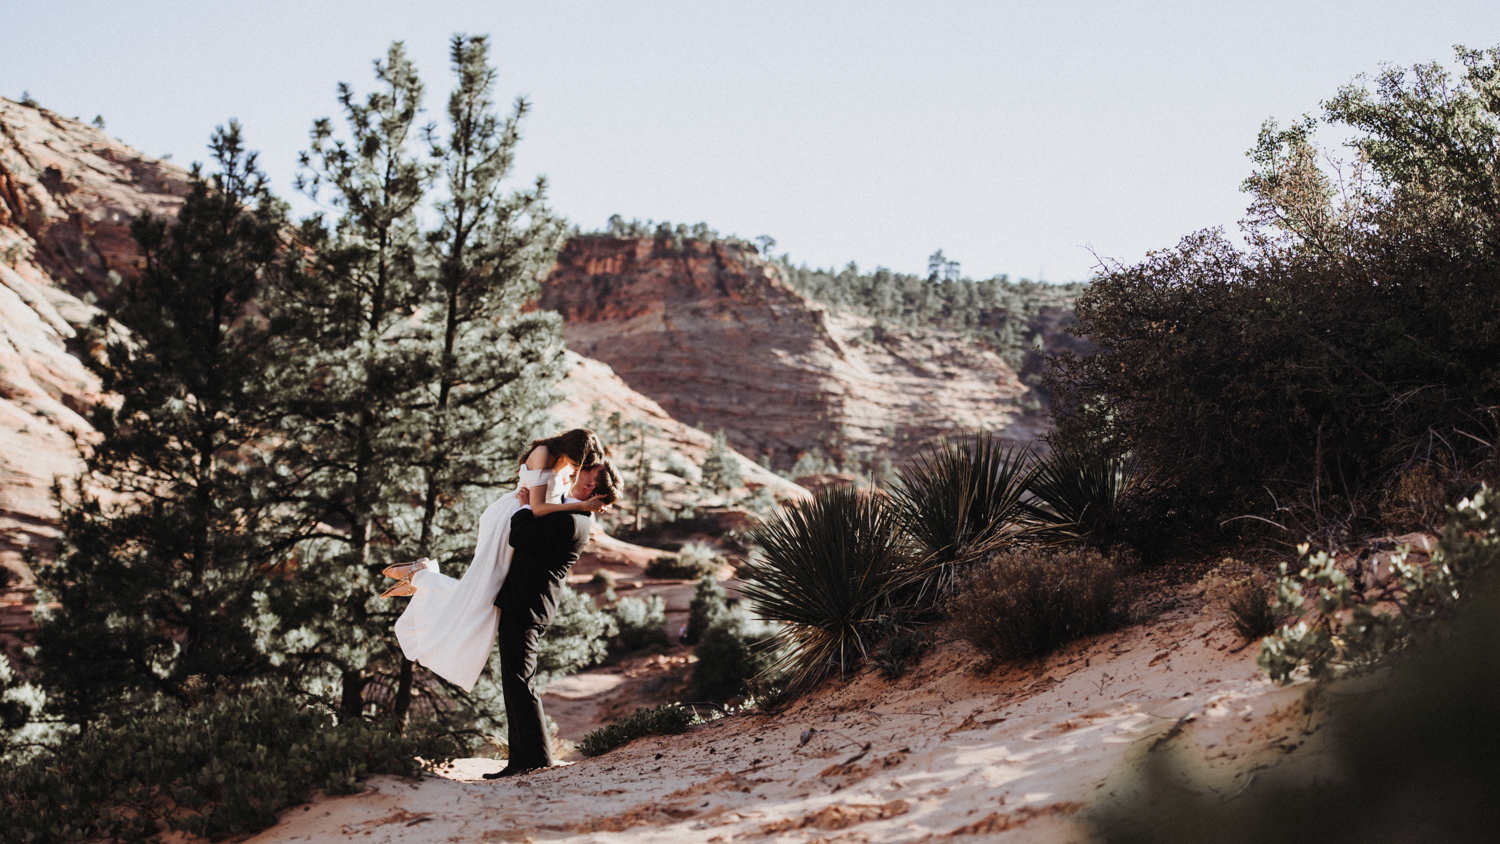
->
[273,42,436,718]
[699,430,743,498]
[391,34,567,724]
[33,125,308,724]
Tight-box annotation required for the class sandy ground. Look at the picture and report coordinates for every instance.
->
[244,585,1329,844]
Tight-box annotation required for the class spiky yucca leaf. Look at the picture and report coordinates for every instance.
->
[889,433,1037,583]
[1027,447,1147,542]
[741,487,913,694]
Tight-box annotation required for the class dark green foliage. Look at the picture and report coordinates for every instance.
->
[536,585,616,684]
[685,574,729,646]
[0,692,456,841]
[0,653,56,762]
[577,703,698,757]
[1216,572,1277,641]
[32,124,315,725]
[890,433,1036,590]
[1047,46,1500,530]
[688,608,779,701]
[870,617,933,681]
[741,487,915,692]
[1027,447,1155,546]
[945,546,1126,662]
[610,594,670,652]
[1091,574,1500,843]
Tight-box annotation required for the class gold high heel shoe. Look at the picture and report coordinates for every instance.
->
[380,574,417,599]
[382,558,430,580]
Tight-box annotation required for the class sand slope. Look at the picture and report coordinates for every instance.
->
[245,587,1326,844]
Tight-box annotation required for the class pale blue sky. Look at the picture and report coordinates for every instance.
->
[4,1,1498,282]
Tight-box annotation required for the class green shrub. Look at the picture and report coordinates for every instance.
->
[577,703,698,757]
[946,546,1126,661]
[889,433,1035,592]
[741,486,916,693]
[537,584,617,684]
[685,574,729,645]
[689,608,779,701]
[1027,446,1156,547]
[611,594,670,652]
[1259,486,1500,685]
[645,542,724,579]
[1203,568,1278,642]
[1047,47,1500,531]
[870,616,933,681]
[0,691,456,841]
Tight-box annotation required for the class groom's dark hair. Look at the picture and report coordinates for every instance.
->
[593,462,622,505]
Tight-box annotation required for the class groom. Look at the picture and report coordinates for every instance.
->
[485,461,622,779]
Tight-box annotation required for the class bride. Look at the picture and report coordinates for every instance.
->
[386,428,608,691]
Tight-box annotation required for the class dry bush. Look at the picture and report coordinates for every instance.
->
[946,546,1126,661]
[1203,562,1277,641]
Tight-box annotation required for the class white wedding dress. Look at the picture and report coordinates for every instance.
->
[394,465,571,691]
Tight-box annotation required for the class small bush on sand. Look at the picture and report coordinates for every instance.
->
[578,703,698,757]
[871,616,933,681]
[1203,567,1278,642]
[611,594,670,652]
[689,607,779,701]
[1028,446,1157,547]
[947,546,1127,661]
[0,692,455,841]
[741,486,916,693]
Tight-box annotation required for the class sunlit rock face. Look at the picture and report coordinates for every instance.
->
[542,235,1040,471]
[0,98,189,594]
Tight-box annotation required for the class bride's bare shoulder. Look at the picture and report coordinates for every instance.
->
[523,444,552,470]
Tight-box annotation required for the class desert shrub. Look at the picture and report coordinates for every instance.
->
[685,574,729,645]
[889,434,1035,587]
[645,541,724,579]
[946,546,1126,661]
[0,652,61,765]
[577,703,698,757]
[1047,48,1500,532]
[1028,446,1158,548]
[0,691,456,841]
[741,486,916,692]
[611,594,670,652]
[870,616,934,681]
[689,608,780,701]
[1259,486,1500,685]
[1203,568,1278,642]
[536,584,617,684]
[1091,569,1500,843]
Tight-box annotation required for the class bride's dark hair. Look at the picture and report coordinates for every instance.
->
[524,428,606,470]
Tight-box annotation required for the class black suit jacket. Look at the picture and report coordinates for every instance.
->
[496,508,592,627]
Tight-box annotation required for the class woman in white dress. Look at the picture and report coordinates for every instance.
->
[385,429,608,691]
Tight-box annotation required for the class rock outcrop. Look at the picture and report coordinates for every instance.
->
[542,236,1039,470]
[0,98,190,598]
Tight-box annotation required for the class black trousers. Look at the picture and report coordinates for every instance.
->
[497,607,552,769]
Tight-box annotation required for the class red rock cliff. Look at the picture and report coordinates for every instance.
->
[542,236,1034,470]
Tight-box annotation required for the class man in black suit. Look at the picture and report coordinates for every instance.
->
[485,461,621,779]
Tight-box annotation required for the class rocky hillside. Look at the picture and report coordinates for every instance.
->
[0,97,190,601]
[542,235,1050,471]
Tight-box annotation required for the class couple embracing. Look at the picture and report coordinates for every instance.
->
[386,428,621,778]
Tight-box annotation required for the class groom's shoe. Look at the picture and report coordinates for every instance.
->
[483,764,545,780]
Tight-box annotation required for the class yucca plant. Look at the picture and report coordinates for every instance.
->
[741,486,914,695]
[1027,446,1151,544]
[888,433,1038,594]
